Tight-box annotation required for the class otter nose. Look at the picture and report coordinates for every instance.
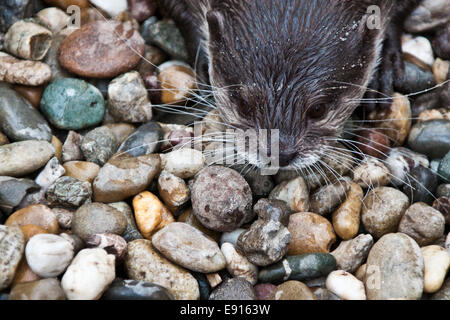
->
[278,151,297,167]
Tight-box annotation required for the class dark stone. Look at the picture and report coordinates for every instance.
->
[253,198,291,226]
[438,151,450,183]
[117,122,163,157]
[437,184,450,198]
[102,278,174,300]
[192,272,211,301]
[433,197,450,225]
[145,19,188,61]
[411,92,441,119]
[0,177,39,215]
[395,62,436,94]
[432,24,450,60]
[209,278,256,301]
[402,166,438,205]
[408,120,450,159]
[0,0,35,33]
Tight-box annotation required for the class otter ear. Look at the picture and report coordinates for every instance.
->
[206,10,225,43]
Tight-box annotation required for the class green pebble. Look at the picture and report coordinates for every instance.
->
[258,253,336,284]
[40,78,105,130]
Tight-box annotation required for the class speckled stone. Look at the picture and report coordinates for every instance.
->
[81,126,118,166]
[0,225,25,290]
[209,278,256,300]
[46,176,92,208]
[0,0,34,33]
[331,234,373,273]
[145,19,188,61]
[40,78,105,130]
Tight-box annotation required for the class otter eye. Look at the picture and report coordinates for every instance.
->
[308,104,327,119]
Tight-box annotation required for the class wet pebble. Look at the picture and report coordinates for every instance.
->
[253,198,291,226]
[158,61,195,104]
[81,126,118,166]
[331,234,373,273]
[326,270,366,300]
[209,278,256,300]
[117,121,163,157]
[0,225,24,290]
[421,245,450,293]
[395,62,436,94]
[102,278,174,300]
[402,166,438,204]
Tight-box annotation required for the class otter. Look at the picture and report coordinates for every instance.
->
[157,0,421,168]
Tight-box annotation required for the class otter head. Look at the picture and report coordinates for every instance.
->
[203,0,388,169]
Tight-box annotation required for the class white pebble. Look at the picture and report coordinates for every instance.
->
[219,228,246,247]
[421,245,450,293]
[89,0,127,17]
[326,270,366,300]
[25,234,74,278]
[61,248,115,300]
[221,242,258,285]
[402,35,435,67]
[160,148,205,178]
[352,158,391,188]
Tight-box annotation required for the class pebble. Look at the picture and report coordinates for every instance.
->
[287,212,336,255]
[9,278,65,300]
[219,229,246,247]
[433,25,450,60]
[128,0,157,22]
[354,128,390,159]
[438,151,450,182]
[221,242,258,285]
[0,52,51,86]
[310,177,351,215]
[108,202,143,241]
[61,248,116,300]
[419,108,450,122]
[104,123,136,145]
[398,202,445,246]
[158,61,196,104]
[0,83,52,142]
[430,278,450,300]
[62,131,84,162]
[404,0,450,33]
[268,281,317,300]
[71,203,127,241]
[385,147,429,187]
[125,239,200,300]
[5,204,59,234]
[395,62,436,94]
[258,253,337,283]
[0,132,8,146]
[205,273,222,289]
[364,233,424,300]
[36,7,69,33]
[253,198,291,226]
[102,278,174,300]
[81,126,118,166]
[117,122,163,157]
[421,245,450,293]
[46,176,92,208]
[352,158,391,188]
[176,208,220,241]
[408,120,450,159]
[361,187,409,239]
[402,166,438,204]
[412,92,441,118]
[209,278,256,300]
[254,283,277,300]
[85,233,128,262]
[0,225,25,290]
[161,148,205,179]
[237,218,290,266]
[93,154,161,203]
[331,182,363,240]
[63,161,100,183]
[326,270,366,300]
[52,208,73,229]
[108,71,153,123]
[433,197,450,224]
[433,58,450,83]
[89,0,127,17]
[59,21,144,78]
[0,177,39,215]
[157,170,190,212]
[25,234,74,277]
[402,35,435,68]
[355,264,367,282]
[0,0,34,33]
[40,78,105,130]
[437,184,450,197]
[331,234,373,273]
[145,19,188,61]
[4,20,52,60]
[268,176,309,212]
[153,223,225,273]
[191,166,252,232]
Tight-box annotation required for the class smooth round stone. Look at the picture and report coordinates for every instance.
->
[209,278,256,300]
[40,78,105,130]
[361,187,409,239]
[433,25,450,60]
[326,270,366,300]
[125,239,200,300]
[0,177,39,215]
[287,212,336,255]
[9,278,66,300]
[133,191,175,239]
[117,122,163,157]
[402,166,439,204]
[269,176,309,212]
[85,233,127,262]
[93,154,161,203]
[102,278,173,300]
[152,222,226,273]
[46,176,92,208]
[332,183,363,240]
[104,123,136,145]
[438,151,450,182]
[385,147,429,187]
[145,20,188,60]
[158,61,195,105]
[258,253,336,284]
[433,197,450,224]
[177,209,221,242]
[331,234,373,273]
[398,202,445,246]
[364,233,424,300]
[81,126,118,166]
[0,140,55,177]
[71,203,127,241]
[63,161,100,183]
[395,62,436,94]
[59,21,144,78]
[108,202,143,242]
[61,248,116,300]
[352,158,391,188]
[430,278,450,300]
[408,120,450,159]
[191,166,252,232]
[25,234,74,277]
[421,245,450,294]
[0,225,25,290]
[268,281,317,300]
[309,177,351,215]
[221,243,258,285]
[157,170,190,211]
[161,148,205,179]
[0,83,52,142]
[6,205,59,234]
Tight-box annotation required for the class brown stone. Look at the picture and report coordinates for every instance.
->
[355,128,391,159]
[9,278,66,300]
[269,281,318,300]
[332,183,363,240]
[0,52,52,86]
[177,208,221,242]
[104,123,136,145]
[128,0,157,22]
[59,21,145,78]
[44,0,90,9]
[0,132,9,146]
[287,212,336,255]
[51,136,63,163]
[5,205,59,234]
[13,85,44,109]
[159,63,196,105]
[63,161,100,183]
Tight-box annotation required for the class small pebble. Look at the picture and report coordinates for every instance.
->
[269,281,317,300]
[352,158,391,188]
[402,166,438,205]
[421,245,450,293]
[433,58,450,83]
[219,228,246,247]
[62,131,84,163]
[395,62,436,94]
[269,176,309,212]
[0,52,52,86]
[0,225,25,290]
[0,177,39,215]
[433,197,450,224]
[104,123,136,145]
[81,126,118,166]
[63,161,100,183]
[157,170,190,212]
[88,0,127,17]
[209,278,256,300]
[331,234,373,273]
[177,208,221,242]
[385,147,429,187]
[145,20,188,60]
[46,176,92,208]
[161,148,205,179]
[408,119,450,159]
[309,177,351,215]
[326,270,366,300]
[332,182,363,240]
[108,201,143,242]
[221,242,258,285]
[402,35,435,68]
[117,121,163,157]
[85,233,128,262]
[6,204,59,234]
[9,278,65,300]
[354,128,390,159]
[254,283,277,300]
